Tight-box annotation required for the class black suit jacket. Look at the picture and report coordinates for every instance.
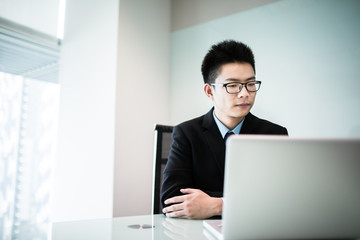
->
[160,108,288,209]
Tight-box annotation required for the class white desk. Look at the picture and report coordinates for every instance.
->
[52,214,360,240]
[52,214,210,240]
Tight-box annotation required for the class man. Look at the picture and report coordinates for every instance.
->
[161,40,288,219]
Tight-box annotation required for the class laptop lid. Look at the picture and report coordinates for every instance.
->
[220,135,360,240]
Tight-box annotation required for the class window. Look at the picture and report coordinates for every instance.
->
[0,17,60,240]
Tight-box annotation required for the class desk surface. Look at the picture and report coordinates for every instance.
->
[52,214,211,240]
[52,214,360,240]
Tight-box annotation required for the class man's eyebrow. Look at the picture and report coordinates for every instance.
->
[225,77,256,82]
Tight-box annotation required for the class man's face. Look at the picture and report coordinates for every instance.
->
[206,62,257,128]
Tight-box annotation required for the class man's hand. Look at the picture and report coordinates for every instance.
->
[162,188,223,219]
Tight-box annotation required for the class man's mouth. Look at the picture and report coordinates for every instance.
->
[236,103,250,107]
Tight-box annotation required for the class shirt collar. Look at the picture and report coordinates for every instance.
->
[212,110,244,139]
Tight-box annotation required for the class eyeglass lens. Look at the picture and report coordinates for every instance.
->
[226,82,260,93]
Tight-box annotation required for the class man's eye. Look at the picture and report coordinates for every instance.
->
[227,84,238,88]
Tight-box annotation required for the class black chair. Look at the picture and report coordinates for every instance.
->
[152,124,173,214]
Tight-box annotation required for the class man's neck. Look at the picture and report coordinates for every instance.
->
[213,111,244,130]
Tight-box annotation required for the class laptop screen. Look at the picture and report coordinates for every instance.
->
[219,136,360,239]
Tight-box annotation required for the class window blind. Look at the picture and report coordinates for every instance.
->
[0,17,60,83]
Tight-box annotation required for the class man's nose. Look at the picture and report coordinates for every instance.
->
[237,85,249,98]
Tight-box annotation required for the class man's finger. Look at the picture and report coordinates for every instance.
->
[164,195,185,205]
[180,188,198,194]
[165,210,187,218]
[163,202,184,213]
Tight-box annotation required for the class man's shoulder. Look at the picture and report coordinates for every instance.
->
[176,114,206,131]
[243,113,288,135]
[248,113,283,127]
[171,110,217,140]
[175,109,213,130]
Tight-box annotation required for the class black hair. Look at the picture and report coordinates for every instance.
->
[201,40,255,84]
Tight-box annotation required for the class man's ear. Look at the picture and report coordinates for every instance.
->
[204,83,214,99]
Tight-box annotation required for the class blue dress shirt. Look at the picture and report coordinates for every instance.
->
[212,111,244,138]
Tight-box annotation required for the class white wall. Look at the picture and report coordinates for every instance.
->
[0,0,59,37]
[53,0,119,221]
[171,0,280,31]
[113,0,171,217]
[170,0,360,138]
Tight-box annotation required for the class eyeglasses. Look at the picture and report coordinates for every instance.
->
[211,81,261,94]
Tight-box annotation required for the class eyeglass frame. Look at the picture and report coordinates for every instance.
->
[210,80,262,94]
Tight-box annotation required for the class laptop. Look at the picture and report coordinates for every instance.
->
[203,135,360,239]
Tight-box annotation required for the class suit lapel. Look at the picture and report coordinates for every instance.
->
[202,108,226,178]
[200,110,257,177]
[240,112,256,134]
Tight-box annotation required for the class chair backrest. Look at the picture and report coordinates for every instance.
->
[152,124,173,214]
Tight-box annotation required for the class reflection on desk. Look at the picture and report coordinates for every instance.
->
[51,214,360,240]
[52,214,209,240]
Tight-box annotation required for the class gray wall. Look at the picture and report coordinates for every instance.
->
[171,0,280,31]
[113,0,171,217]
[170,0,360,138]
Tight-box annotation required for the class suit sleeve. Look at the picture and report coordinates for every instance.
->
[160,125,194,209]
[280,126,288,135]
